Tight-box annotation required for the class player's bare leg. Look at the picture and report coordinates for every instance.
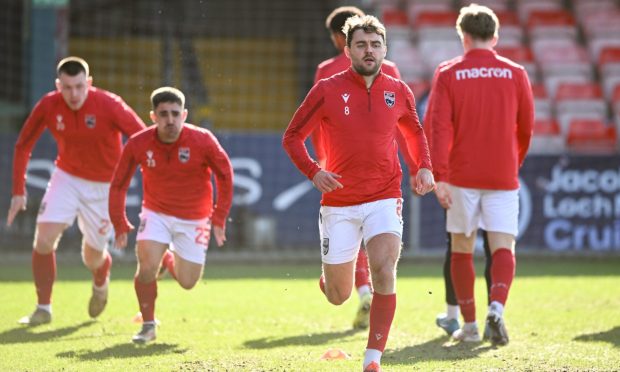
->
[353,247,373,329]
[133,240,168,343]
[19,222,66,326]
[363,233,401,370]
[83,242,111,318]
[172,251,204,290]
[485,232,516,346]
[450,231,481,342]
[320,259,355,306]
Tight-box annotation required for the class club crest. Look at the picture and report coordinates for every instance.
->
[179,147,190,163]
[384,91,395,108]
[55,115,65,131]
[85,114,96,128]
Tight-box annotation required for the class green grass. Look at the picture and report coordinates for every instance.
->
[0,257,619,371]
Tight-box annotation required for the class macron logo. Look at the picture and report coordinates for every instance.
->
[455,67,513,80]
[341,93,350,103]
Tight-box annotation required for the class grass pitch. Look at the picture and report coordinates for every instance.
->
[0,255,618,371]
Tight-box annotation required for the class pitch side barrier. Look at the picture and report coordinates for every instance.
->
[1,132,619,254]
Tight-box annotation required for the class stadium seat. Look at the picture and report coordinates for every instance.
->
[529,119,565,154]
[572,0,619,24]
[495,11,524,47]
[458,0,509,12]
[533,42,594,97]
[566,119,617,154]
[599,47,620,99]
[532,83,552,120]
[387,40,428,81]
[555,82,607,134]
[407,0,453,27]
[382,8,411,39]
[527,10,578,42]
[414,10,459,40]
[516,0,563,24]
[580,9,620,39]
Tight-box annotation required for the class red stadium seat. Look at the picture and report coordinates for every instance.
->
[531,83,552,119]
[566,119,617,153]
[382,8,409,27]
[527,10,577,41]
[517,0,563,24]
[555,82,607,133]
[495,11,524,47]
[599,47,620,99]
[530,119,565,154]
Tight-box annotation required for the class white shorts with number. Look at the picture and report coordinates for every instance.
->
[446,185,519,237]
[318,198,403,265]
[37,168,112,251]
[137,208,211,265]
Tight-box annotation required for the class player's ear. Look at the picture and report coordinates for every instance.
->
[55,78,61,91]
[149,110,156,122]
[87,76,93,87]
[344,45,351,59]
[182,109,188,121]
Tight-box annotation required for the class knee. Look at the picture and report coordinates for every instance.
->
[177,277,198,290]
[136,264,158,283]
[370,264,395,289]
[325,285,351,305]
[34,235,57,254]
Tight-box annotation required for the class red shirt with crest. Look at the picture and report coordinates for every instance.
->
[12,87,145,195]
[283,68,432,207]
[109,124,234,234]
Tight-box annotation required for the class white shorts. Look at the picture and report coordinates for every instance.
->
[37,168,112,251]
[137,208,211,265]
[318,198,403,265]
[446,185,519,237]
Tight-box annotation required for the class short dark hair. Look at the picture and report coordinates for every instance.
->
[456,4,499,41]
[56,56,89,77]
[325,6,365,34]
[344,15,386,47]
[150,87,185,110]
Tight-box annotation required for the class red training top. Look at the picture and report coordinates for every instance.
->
[311,53,418,173]
[109,124,234,235]
[429,49,534,190]
[12,87,146,195]
[283,68,432,207]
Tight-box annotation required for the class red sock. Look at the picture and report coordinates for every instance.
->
[161,250,177,280]
[93,251,112,287]
[32,250,56,305]
[489,248,515,306]
[319,274,326,295]
[134,277,157,322]
[451,252,476,322]
[366,293,396,352]
[355,248,371,290]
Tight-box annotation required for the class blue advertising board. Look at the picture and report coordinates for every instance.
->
[1,131,619,252]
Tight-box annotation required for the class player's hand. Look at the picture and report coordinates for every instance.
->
[435,181,452,209]
[114,232,128,249]
[312,170,343,193]
[213,225,226,247]
[7,195,27,227]
[414,168,435,196]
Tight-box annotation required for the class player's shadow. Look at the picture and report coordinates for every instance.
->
[244,329,359,349]
[0,320,95,344]
[56,342,188,360]
[382,335,495,365]
[574,326,620,348]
